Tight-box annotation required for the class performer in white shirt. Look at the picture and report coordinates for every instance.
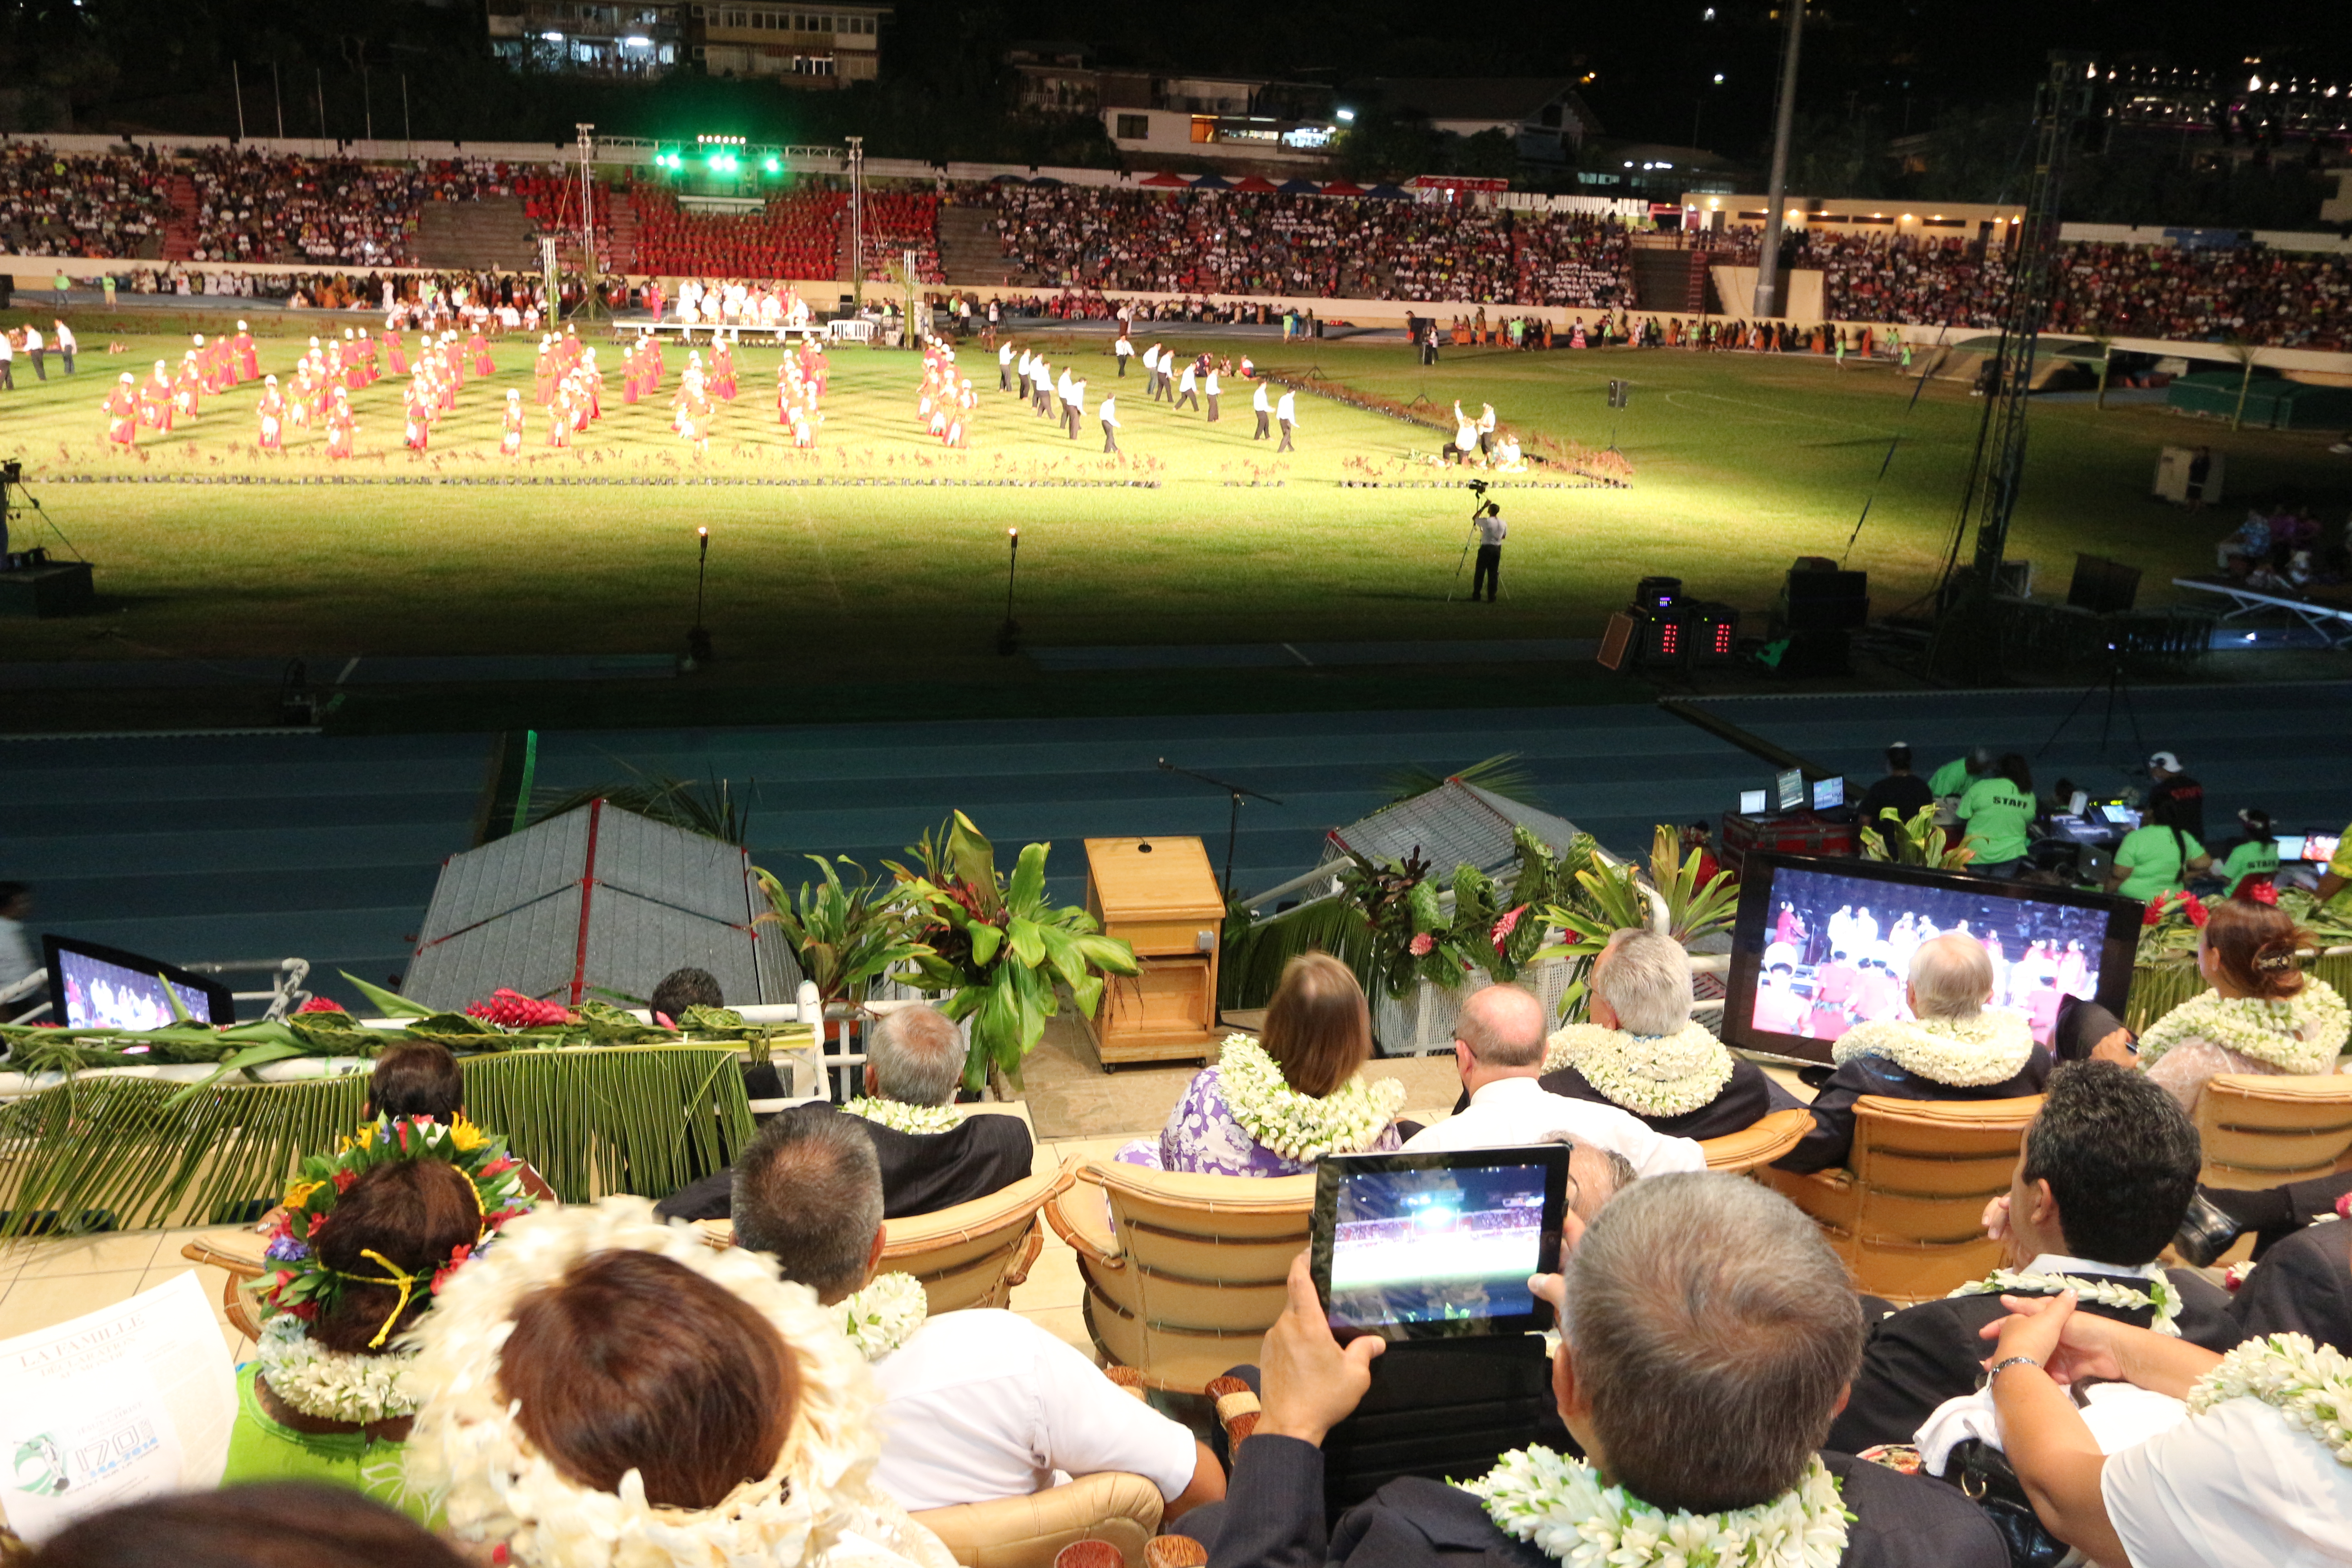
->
[53,321,76,375]
[1174,360,1200,412]
[1030,357,1051,417]
[1064,376,1085,440]
[1477,402,1497,457]
[1114,333,1134,376]
[1204,366,1220,423]
[1054,367,1074,425]
[998,340,1014,392]
[0,331,13,392]
[1401,985,1707,1177]
[731,1113,1224,1519]
[1099,392,1120,455]
[1252,379,1271,440]
[1274,387,1298,452]
[23,323,44,381]
[1147,344,1171,402]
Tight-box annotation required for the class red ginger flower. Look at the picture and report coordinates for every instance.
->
[294,996,348,1014]
[1490,904,1529,955]
[1408,932,1435,957]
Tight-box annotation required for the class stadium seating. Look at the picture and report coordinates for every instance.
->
[630,187,848,280]
[1699,1106,1814,1174]
[1764,1094,2044,1303]
[0,142,172,259]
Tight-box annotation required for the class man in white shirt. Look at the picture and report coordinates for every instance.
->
[732,1113,1224,1519]
[53,321,75,375]
[1274,387,1298,452]
[1174,359,1200,412]
[0,883,35,999]
[1204,366,1220,423]
[1148,344,1171,402]
[1054,366,1074,425]
[1030,357,1051,416]
[1251,378,1271,440]
[1470,501,1507,602]
[0,331,13,392]
[1065,376,1085,439]
[1401,985,1706,1177]
[1114,333,1134,376]
[999,339,1014,392]
[23,323,43,381]
[1099,392,1120,455]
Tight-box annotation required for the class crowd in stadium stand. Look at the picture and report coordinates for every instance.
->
[853,190,945,283]
[0,143,172,258]
[184,152,509,266]
[629,188,846,281]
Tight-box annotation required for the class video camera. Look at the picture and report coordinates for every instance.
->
[1464,477,1489,496]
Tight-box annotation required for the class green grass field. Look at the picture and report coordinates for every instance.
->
[2,314,2343,683]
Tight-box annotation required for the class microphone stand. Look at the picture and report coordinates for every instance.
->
[1156,759,1283,899]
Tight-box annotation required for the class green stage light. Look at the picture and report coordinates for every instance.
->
[764,156,782,174]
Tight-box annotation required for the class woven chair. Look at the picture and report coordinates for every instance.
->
[1044,1160,1314,1394]
[1764,1095,2043,1304]
[1699,1107,1813,1175]
[701,1158,1075,1317]
[180,1235,268,1340]
[912,1470,1165,1568]
[2193,1072,2352,1190]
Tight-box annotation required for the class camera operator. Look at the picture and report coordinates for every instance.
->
[1470,497,1507,603]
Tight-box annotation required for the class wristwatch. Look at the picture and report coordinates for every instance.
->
[1986,1355,2043,1382]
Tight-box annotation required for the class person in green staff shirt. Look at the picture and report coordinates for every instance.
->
[2216,808,2281,900]
[1929,747,1994,802]
[2106,795,2211,903]
[1957,753,2038,877]
[2316,822,2352,910]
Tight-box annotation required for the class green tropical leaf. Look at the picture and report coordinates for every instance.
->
[340,971,432,1019]
[1005,916,1046,968]
[1008,842,1049,916]
[1068,972,1105,1018]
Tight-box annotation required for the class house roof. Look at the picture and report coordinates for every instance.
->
[1374,77,1595,130]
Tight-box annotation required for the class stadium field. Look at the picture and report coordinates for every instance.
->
[1,321,2339,677]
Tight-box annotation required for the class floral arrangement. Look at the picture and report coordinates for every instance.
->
[466,988,577,1027]
[2188,1333,2352,1468]
[1347,827,1587,1001]
[2133,979,2348,1076]
[258,1115,534,1339]
[1948,1269,2182,1336]
[838,1271,929,1361]
[1829,1009,2038,1088]
[2134,890,2213,966]
[842,1097,963,1137]
[1459,1445,1852,1568]
[1542,1021,1734,1118]
[1215,1035,1406,1162]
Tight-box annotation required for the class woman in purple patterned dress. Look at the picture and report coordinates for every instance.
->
[1118,954,1406,1176]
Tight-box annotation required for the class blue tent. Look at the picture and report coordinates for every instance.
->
[1363,182,1409,199]
[1190,172,1234,189]
[1276,177,1321,194]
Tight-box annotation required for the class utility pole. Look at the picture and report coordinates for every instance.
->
[402,74,412,157]
[847,135,865,309]
[1751,0,1805,320]
[273,61,284,139]
[362,46,373,146]
[233,61,247,141]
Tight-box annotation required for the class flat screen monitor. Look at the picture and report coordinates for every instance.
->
[2275,834,2307,862]
[42,935,234,1031]
[2097,804,2141,830]
[1310,1147,1567,1342]
[1811,776,1845,811]
[1739,788,1768,816]
[2308,833,2342,866]
[1774,768,1806,813]
[1721,853,2141,1065]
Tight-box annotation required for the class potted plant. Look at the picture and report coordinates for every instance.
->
[755,856,935,1011]
[886,813,1139,1094]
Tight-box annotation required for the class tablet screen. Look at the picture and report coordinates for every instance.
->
[1313,1148,1567,1338]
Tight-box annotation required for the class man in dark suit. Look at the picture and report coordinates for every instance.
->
[655,1003,1033,1223]
[1181,1173,2004,1568]
[1776,936,2053,1176]
[1536,927,1801,1141]
[1826,1061,2240,1454]
[2229,1214,2352,1352]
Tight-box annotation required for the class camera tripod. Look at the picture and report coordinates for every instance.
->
[2036,649,2144,764]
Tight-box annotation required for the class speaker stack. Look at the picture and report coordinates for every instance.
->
[1771,558,1869,675]
[1597,578,1740,672]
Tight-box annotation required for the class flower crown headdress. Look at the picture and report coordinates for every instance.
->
[259,1114,535,1348]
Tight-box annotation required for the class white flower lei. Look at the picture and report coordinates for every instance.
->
[839,1272,928,1361]
[253,1312,417,1425]
[1214,1035,1406,1163]
[843,1097,963,1136]
[1460,1446,1851,1568]
[2188,1333,2352,1468]
[1830,1009,2037,1088]
[1948,1269,2182,1337]
[1544,1022,1734,1118]
[2134,980,2348,1077]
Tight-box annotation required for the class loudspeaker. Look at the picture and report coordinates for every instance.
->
[1634,576,1682,611]
[2066,554,2141,615]
[1597,611,1638,672]
[1607,379,1630,408]
[0,559,94,619]
[1780,566,1869,632]
[1637,605,1688,662]
[1686,601,1740,664]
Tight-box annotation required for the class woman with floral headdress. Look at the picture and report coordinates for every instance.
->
[1117,953,1406,1177]
[2138,900,2347,1115]
[402,1198,958,1568]
[221,1116,535,1516]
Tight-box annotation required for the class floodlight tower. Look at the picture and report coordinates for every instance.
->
[1928,53,2098,676]
[1750,0,1804,320]
[847,135,866,309]
[575,122,610,323]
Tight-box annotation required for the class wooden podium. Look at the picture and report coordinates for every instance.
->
[1080,836,1225,1064]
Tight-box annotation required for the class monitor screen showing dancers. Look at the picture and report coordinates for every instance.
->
[1749,865,2112,1048]
[1325,1164,1549,1328]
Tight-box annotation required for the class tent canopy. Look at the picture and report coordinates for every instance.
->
[1276,177,1322,194]
[1320,178,1367,196]
[1363,182,1410,199]
[1232,175,1279,192]
[1138,172,1190,188]
[1191,172,1234,189]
